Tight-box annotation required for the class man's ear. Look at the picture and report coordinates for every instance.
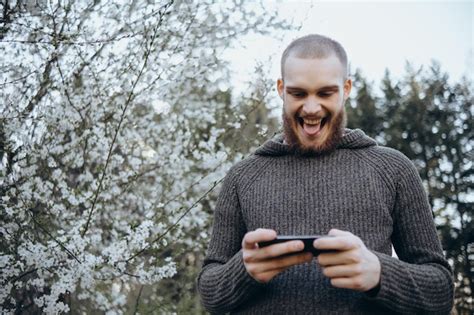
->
[277,78,284,100]
[343,78,352,101]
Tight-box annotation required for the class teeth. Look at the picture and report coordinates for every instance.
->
[302,118,322,125]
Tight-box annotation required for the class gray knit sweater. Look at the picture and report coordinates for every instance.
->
[197,129,454,314]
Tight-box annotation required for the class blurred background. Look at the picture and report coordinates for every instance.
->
[1,0,472,314]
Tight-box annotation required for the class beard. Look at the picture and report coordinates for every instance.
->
[282,106,347,157]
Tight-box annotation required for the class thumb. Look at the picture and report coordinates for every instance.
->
[328,228,352,237]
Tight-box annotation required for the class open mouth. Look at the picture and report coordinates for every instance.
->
[297,116,328,136]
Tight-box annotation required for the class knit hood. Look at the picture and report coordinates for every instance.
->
[254,128,377,156]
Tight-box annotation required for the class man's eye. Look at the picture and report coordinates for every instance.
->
[319,92,333,97]
[291,92,306,98]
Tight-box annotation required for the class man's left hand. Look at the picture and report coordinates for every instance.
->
[314,228,381,292]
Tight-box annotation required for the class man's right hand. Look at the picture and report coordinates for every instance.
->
[242,228,313,283]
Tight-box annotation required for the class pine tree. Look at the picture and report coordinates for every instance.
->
[346,69,382,140]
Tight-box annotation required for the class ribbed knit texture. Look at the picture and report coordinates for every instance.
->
[197,129,454,314]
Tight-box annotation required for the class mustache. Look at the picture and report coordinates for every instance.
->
[297,113,327,120]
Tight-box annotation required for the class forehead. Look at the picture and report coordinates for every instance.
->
[283,55,345,88]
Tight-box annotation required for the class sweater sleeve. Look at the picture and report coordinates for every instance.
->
[197,167,266,314]
[365,155,454,314]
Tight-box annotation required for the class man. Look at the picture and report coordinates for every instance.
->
[197,34,454,314]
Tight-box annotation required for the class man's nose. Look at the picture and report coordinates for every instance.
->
[303,96,322,114]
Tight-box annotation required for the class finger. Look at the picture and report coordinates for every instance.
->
[328,228,353,237]
[329,276,366,291]
[314,235,358,251]
[330,277,353,289]
[270,252,314,270]
[252,252,313,274]
[317,250,362,266]
[253,267,286,283]
[242,229,276,250]
[321,264,361,278]
[253,240,305,260]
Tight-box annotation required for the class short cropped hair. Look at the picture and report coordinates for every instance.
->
[280,34,348,80]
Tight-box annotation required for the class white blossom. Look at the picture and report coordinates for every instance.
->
[0,0,283,313]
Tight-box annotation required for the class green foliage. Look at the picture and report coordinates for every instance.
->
[347,63,473,314]
[346,70,383,140]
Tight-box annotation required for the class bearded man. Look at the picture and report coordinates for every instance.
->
[197,34,454,314]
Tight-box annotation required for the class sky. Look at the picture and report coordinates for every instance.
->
[225,0,473,96]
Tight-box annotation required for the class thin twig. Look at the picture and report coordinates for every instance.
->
[0,32,139,45]
[0,69,40,86]
[31,215,82,264]
[11,177,82,264]
[8,162,82,266]
[133,285,144,315]
[10,268,38,283]
[55,59,84,121]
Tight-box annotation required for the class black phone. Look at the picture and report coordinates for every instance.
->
[257,235,334,256]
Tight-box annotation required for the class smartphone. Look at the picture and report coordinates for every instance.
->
[257,235,334,256]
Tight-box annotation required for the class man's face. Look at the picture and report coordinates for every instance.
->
[277,55,352,156]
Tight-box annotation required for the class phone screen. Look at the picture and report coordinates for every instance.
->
[257,235,334,256]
